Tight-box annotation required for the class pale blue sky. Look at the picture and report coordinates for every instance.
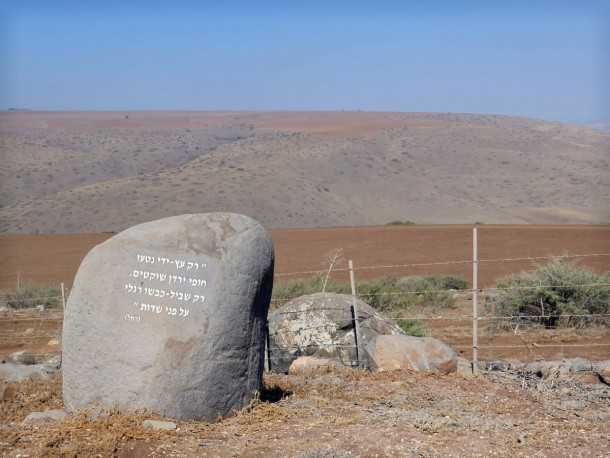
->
[1,1,608,123]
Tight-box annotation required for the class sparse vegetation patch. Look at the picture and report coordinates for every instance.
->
[272,274,467,312]
[491,260,610,329]
[397,319,427,336]
[2,282,61,309]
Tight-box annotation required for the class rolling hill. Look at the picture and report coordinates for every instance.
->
[1,111,609,233]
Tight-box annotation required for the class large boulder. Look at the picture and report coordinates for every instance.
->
[62,213,274,421]
[365,335,458,374]
[268,293,404,372]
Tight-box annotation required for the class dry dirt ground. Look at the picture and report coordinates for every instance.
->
[2,225,610,290]
[1,111,609,233]
[1,367,609,457]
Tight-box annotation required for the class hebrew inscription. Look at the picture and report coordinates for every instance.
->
[122,254,209,323]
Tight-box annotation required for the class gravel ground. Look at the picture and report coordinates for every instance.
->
[1,367,609,457]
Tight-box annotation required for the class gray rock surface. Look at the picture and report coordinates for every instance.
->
[22,409,67,425]
[486,360,512,372]
[592,360,610,372]
[288,356,339,376]
[62,213,274,421]
[0,361,56,382]
[457,357,475,377]
[523,358,594,379]
[143,419,177,430]
[365,335,458,374]
[268,293,404,372]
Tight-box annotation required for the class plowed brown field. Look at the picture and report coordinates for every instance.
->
[1,225,609,290]
[1,224,609,364]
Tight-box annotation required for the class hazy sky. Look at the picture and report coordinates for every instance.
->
[1,1,608,123]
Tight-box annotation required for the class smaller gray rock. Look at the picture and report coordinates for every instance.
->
[524,360,558,378]
[288,356,339,375]
[593,361,610,385]
[269,292,405,372]
[0,362,54,382]
[564,357,592,373]
[143,419,177,430]
[524,359,593,378]
[22,409,67,425]
[365,335,457,374]
[486,360,511,371]
[593,360,610,371]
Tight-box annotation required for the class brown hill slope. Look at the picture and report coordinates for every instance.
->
[1,111,609,233]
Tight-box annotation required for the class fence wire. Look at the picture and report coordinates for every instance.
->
[269,281,610,307]
[274,252,610,278]
[3,248,610,366]
[0,295,62,302]
[455,343,610,349]
[7,281,610,308]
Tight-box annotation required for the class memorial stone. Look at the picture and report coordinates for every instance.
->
[62,213,274,421]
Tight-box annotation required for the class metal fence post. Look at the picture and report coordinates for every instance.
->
[472,227,479,375]
[60,282,66,311]
[265,323,272,372]
[348,259,362,368]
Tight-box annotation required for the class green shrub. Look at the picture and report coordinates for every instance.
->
[271,274,349,305]
[272,275,467,311]
[491,260,610,328]
[3,282,62,309]
[433,276,469,290]
[397,319,426,337]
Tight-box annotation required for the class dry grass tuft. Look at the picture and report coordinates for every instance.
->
[1,374,63,423]
[19,410,171,457]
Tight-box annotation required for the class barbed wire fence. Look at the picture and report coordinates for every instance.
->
[267,227,610,374]
[1,227,610,374]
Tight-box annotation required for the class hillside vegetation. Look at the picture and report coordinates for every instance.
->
[492,260,610,329]
[1,111,609,233]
